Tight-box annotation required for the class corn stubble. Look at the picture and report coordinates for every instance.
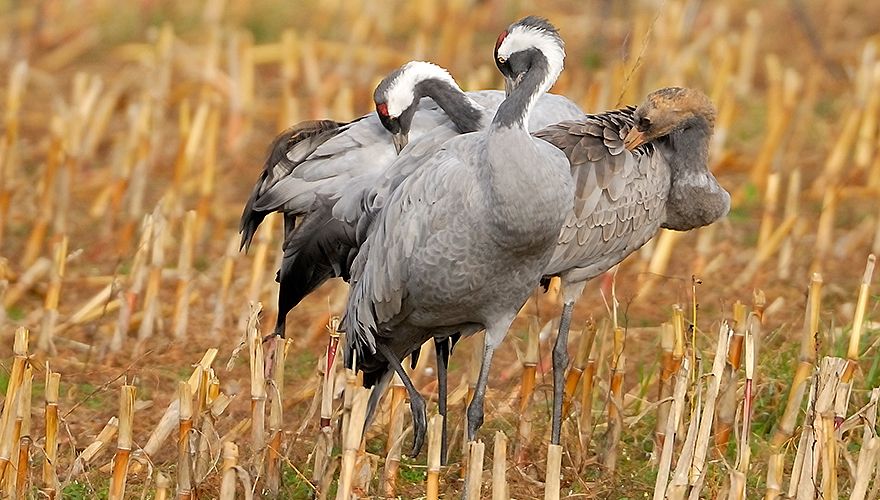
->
[4,0,880,498]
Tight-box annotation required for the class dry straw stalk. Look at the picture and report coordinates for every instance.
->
[426,415,443,500]
[492,430,508,500]
[765,273,822,500]
[108,385,136,500]
[42,371,61,498]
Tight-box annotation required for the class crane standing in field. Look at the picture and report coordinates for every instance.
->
[341,16,574,453]
[534,86,730,444]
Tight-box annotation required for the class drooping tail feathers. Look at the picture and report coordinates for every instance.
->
[239,120,344,251]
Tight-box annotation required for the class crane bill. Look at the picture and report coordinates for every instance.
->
[623,128,647,150]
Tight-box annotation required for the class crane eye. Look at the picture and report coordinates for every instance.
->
[638,116,651,130]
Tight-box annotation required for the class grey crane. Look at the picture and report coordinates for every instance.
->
[252,60,582,463]
[534,86,730,444]
[340,16,573,455]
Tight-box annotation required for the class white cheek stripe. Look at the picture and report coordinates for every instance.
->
[496,26,565,92]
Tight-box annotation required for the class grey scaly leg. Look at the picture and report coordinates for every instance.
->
[465,317,514,441]
[376,343,427,457]
[551,301,574,445]
[434,337,450,465]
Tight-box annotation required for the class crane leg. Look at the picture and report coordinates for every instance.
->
[466,318,511,442]
[376,343,428,457]
[434,337,450,466]
[551,301,574,445]
[364,369,393,433]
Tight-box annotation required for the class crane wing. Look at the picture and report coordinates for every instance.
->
[534,108,671,278]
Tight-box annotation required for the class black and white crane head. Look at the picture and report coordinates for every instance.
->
[623,86,717,150]
[373,61,482,153]
[494,16,565,98]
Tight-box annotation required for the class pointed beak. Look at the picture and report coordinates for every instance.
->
[391,132,408,154]
[623,127,648,150]
[503,73,525,97]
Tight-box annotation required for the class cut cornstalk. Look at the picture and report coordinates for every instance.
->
[9,365,32,497]
[313,323,340,488]
[757,171,781,251]
[42,371,61,499]
[840,255,875,418]
[690,323,732,491]
[667,356,703,500]
[816,357,847,500]
[38,233,68,355]
[15,435,30,499]
[241,215,274,330]
[426,415,443,500]
[196,390,231,482]
[266,338,291,496]
[131,349,217,473]
[247,302,267,472]
[653,357,691,500]
[492,430,507,500]
[3,257,50,309]
[218,441,239,500]
[715,302,746,455]
[735,307,760,484]
[108,385,136,500]
[777,169,801,280]
[67,417,118,479]
[211,233,240,336]
[789,380,818,499]
[177,381,194,500]
[383,374,405,498]
[172,210,196,339]
[514,318,539,464]
[0,61,28,248]
[850,388,880,500]
[19,136,61,270]
[811,188,839,274]
[563,319,597,416]
[112,214,153,352]
[465,440,485,500]
[602,326,626,473]
[338,388,369,500]
[155,472,171,500]
[765,273,822,500]
[654,322,675,462]
[0,328,28,483]
[578,321,601,464]
[136,206,166,344]
[545,443,563,500]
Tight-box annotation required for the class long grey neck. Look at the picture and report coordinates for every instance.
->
[481,52,571,249]
[414,79,484,133]
[491,53,549,131]
[662,118,731,231]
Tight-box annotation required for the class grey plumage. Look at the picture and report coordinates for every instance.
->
[532,87,730,444]
[341,16,573,452]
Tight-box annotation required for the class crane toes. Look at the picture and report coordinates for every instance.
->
[408,393,428,457]
[465,401,484,442]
